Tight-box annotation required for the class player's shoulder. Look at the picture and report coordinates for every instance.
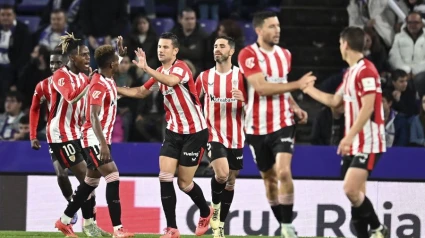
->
[52,66,68,79]
[90,74,108,88]
[171,60,191,77]
[358,59,379,78]
[239,44,257,59]
[276,46,292,58]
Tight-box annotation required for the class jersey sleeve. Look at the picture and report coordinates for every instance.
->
[170,61,191,84]
[51,70,89,103]
[29,82,44,140]
[195,73,205,97]
[356,68,379,97]
[144,78,159,91]
[238,47,262,78]
[238,71,248,101]
[88,83,107,106]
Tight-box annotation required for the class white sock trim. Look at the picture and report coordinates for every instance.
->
[113,225,123,231]
[60,214,72,225]
[83,218,93,226]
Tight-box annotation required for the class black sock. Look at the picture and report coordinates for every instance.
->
[281,204,294,223]
[90,195,96,221]
[106,181,122,227]
[271,205,282,223]
[185,182,210,217]
[358,196,381,230]
[160,181,177,228]
[211,177,226,204]
[351,206,369,238]
[81,199,93,219]
[220,189,234,222]
[64,183,96,220]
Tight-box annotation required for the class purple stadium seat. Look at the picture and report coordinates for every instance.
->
[129,0,144,8]
[238,21,256,45]
[17,16,41,33]
[17,0,49,12]
[0,0,14,5]
[151,18,175,35]
[199,19,218,35]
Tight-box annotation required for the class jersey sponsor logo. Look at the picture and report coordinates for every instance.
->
[361,77,376,91]
[92,90,102,99]
[280,137,293,143]
[245,57,255,69]
[172,67,184,76]
[163,88,175,95]
[266,76,285,83]
[236,155,243,160]
[58,78,65,86]
[209,94,237,103]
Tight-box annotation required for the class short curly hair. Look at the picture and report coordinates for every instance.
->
[94,45,116,68]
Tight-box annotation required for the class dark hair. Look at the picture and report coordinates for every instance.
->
[406,11,422,21]
[217,19,243,41]
[391,69,408,82]
[252,11,277,28]
[94,45,116,68]
[6,91,23,103]
[215,36,236,48]
[179,7,195,17]
[0,4,14,12]
[340,26,365,52]
[159,32,180,48]
[36,44,51,66]
[51,45,63,56]
[58,32,85,56]
[19,115,29,124]
[131,15,156,36]
[51,9,66,15]
[382,89,394,103]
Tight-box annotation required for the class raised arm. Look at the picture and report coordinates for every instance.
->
[117,78,156,99]
[303,85,343,108]
[51,71,89,104]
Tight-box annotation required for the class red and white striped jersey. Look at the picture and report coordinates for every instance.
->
[238,43,294,135]
[337,58,386,155]
[195,66,246,149]
[81,73,118,147]
[144,60,207,134]
[30,78,51,140]
[47,66,89,143]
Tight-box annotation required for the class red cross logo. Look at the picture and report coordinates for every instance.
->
[95,181,161,233]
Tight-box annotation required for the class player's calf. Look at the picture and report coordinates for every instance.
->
[210,174,228,230]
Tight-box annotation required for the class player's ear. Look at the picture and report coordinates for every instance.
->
[174,47,179,56]
[229,48,235,56]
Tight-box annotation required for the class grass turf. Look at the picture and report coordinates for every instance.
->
[0,231,331,238]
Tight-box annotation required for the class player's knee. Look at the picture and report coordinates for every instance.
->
[214,174,229,184]
[276,166,292,182]
[56,172,68,181]
[159,171,174,182]
[343,185,360,202]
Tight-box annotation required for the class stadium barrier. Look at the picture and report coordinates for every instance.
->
[1,142,425,237]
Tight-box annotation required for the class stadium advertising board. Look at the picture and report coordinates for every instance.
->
[26,176,425,238]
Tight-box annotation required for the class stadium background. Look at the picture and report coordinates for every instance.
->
[0,0,425,237]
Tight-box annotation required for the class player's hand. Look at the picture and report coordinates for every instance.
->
[337,136,353,155]
[99,143,111,161]
[117,36,127,56]
[231,88,245,102]
[132,48,148,71]
[294,108,308,124]
[297,72,316,90]
[31,139,41,150]
[302,81,315,94]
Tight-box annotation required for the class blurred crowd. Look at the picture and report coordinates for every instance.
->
[2,0,425,150]
[312,0,425,148]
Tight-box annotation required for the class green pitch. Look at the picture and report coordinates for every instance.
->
[0,231,332,238]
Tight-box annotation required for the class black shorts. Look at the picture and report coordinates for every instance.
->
[83,144,113,170]
[160,129,208,167]
[207,142,243,171]
[341,153,382,178]
[245,126,295,172]
[49,140,86,169]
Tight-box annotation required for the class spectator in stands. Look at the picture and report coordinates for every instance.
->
[311,105,345,146]
[36,9,67,51]
[382,90,409,147]
[171,7,208,74]
[205,19,244,68]
[126,15,159,69]
[11,114,30,141]
[0,4,31,110]
[40,0,75,27]
[196,0,219,20]
[0,91,25,140]
[409,94,425,146]
[388,69,419,117]
[16,45,51,108]
[364,26,388,72]
[78,0,129,68]
[389,12,425,98]
[395,0,425,19]
[347,0,397,47]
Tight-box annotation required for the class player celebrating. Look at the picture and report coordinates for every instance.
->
[117,32,213,238]
[55,44,134,238]
[237,11,316,238]
[195,36,245,238]
[302,27,388,238]
[30,47,80,225]
[46,32,108,237]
